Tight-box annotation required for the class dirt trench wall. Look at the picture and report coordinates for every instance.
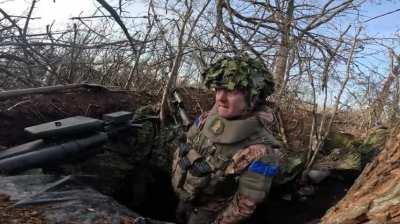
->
[0,88,155,147]
[0,86,213,223]
[321,127,400,224]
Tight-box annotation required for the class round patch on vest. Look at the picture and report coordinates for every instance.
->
[210,118,224,135]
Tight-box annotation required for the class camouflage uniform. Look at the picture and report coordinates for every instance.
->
[171,56,281,224]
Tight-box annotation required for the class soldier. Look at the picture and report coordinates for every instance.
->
[171,56,282,224]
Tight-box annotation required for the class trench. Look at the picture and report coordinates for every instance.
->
[115,166,179,222]
[113,167,358,224]
[0,90,366,223]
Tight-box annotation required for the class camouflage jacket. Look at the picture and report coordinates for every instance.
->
[172,106,282,223]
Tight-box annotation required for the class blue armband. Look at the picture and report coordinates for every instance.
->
[249,160,279,177]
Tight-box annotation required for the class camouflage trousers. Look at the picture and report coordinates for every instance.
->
[176,200,220,224]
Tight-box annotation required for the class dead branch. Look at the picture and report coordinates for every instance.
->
[124,3,155,89]
[159,0,211,126]
[369,49,400,127]
[303,26,362,177]
[70,15,148,20]
[95,0,139,54]
[6,100,31,111]
[22,0,37,37]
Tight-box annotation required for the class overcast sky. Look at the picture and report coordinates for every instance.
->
[1,0,399,35]
[0,1,398,30]
[1,0,399,74]
[1,0,146,32]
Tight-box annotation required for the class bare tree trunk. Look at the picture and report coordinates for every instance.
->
[159,0,210,126]
[321,126,400,224]
[68,24,78,83]
[159,5,192,126]
[273,0,294,95]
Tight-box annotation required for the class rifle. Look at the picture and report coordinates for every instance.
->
[0,111,139,174]
[171,89,191,129]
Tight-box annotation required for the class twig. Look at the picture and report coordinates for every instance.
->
[85,104,99,116]
[70,15,148,20]
[95,0,139,54]
[8,15,41,19]
[363,8,400,23]
[6,100,31,111]
[276,110,288,146]
[23,0,37,37]
[304,27,363,175]
[159,0,211,126]
[124,2,155,89]
[50,103,71,116]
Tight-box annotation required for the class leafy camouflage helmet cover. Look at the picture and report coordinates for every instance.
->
[201,56,274,104]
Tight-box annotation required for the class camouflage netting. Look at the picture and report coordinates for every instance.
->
[201,56,274,108]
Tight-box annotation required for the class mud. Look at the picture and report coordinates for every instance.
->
[0,192,46,224]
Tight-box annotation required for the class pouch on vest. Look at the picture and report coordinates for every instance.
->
[172,148,212,202]
[182,170,210,200]
[172,150,187,190]
[238,154,278,202]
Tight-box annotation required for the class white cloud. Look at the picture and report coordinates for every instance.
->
[0,0,147,33]
[34,0,97,27]
[1,0,97,32]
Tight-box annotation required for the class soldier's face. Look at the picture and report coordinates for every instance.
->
[215,88,247,119]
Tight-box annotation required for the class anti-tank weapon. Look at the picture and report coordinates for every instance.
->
[0,111,138,174]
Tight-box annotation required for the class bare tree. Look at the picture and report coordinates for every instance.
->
[159,0,212,125]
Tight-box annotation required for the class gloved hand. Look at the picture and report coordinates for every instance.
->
[190,159,211,177]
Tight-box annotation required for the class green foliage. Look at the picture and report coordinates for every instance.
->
[276,151,306,184]
[201,56,275,104]
[324,132,356,151]
[359,127,389,154]
[358,127,390,165]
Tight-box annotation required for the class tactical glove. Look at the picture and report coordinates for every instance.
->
[190,159,211,177]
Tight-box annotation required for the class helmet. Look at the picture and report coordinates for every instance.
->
[201,56,274,108]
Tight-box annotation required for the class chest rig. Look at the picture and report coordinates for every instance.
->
[172,113,272,202]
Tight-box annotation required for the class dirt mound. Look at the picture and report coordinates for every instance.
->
[278,100,364,151]
[0,193,46,224]
[321,126,400,223]
[176,87,214,119]
[0,85,213,224]
[0,87,158,147]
